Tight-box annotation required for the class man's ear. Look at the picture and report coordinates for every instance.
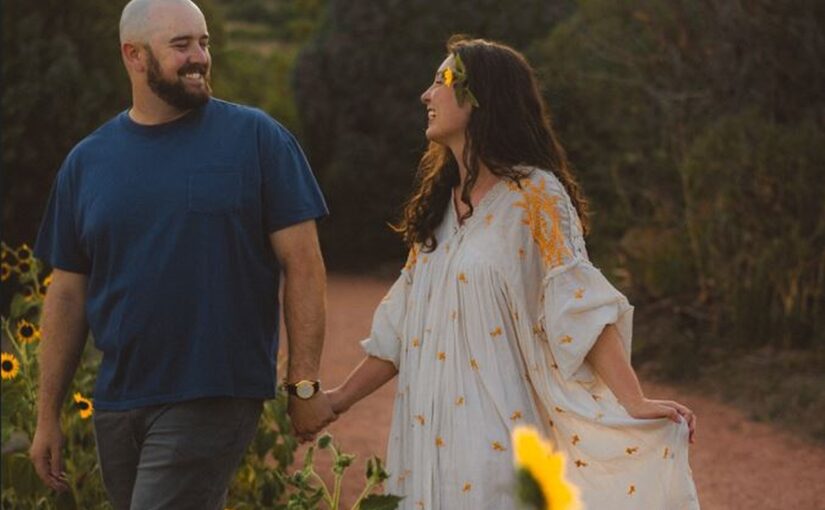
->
[122,42,147,73]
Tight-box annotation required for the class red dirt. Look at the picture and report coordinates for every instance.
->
[285,275,825,509]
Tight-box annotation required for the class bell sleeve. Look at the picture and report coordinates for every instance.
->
[540,260,634,382]
[360,247,417,367]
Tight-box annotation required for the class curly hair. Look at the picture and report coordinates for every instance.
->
[394,36,590,252]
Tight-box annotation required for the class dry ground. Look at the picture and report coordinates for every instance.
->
[285,275,825,509]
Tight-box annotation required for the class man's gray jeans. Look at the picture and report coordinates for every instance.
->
[93,397,263,510]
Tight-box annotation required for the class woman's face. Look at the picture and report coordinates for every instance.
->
[420,55,472,148]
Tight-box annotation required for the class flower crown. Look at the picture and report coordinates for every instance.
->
[441,52,479,108]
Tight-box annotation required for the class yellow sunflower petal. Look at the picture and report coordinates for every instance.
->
[443,67,454,87]
[73,392,94,419]
[513,426,582,510]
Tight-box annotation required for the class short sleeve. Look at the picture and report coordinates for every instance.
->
[258,115,328,232]
[34,163,91,273]
[360,249,417,368]
[541,260,633,381]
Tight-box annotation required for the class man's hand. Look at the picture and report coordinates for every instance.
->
[30,420,69,492]
[287,391,336,443]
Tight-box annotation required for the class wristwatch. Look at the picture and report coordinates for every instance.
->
[284,379,321,400]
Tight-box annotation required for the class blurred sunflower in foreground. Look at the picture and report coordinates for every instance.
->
[512,425,582,510]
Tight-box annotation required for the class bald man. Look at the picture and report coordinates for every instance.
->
[29,0,335,507]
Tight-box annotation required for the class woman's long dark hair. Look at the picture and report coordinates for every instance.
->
[394,36,590,252]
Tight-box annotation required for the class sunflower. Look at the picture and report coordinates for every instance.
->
[16,320,41,344]
[43,272,53,288]
[1,352,21,380]
[16,244,32,262]
[15,260,32,275]
[73,392,94,419]
[512,426,581,510]
[21,286,36,301]
[443,67,455,87]
[1,262,10,282]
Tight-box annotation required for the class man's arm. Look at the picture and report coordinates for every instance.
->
[30,269,89,491]
[269,220,335,441]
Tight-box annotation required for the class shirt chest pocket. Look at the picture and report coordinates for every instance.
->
[188,171,241,214]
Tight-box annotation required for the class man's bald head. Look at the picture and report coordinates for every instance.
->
[119,0,205,45]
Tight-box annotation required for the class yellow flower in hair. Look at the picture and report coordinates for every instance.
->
[1,352,21,380]
[513,426,581,510]
[443,67,455,87]
[73,392,94,419]
[16,320,40,343]
[43,272,53,288]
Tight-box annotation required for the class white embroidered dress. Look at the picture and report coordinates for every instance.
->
[362,168,699,510]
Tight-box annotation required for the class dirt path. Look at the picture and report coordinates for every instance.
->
[289,275,825,509]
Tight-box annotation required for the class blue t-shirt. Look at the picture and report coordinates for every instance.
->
[35,99,328,411]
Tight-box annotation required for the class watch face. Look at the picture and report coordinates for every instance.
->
[296,382,315,399]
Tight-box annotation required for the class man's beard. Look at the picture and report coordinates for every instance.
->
[146,48,211,111]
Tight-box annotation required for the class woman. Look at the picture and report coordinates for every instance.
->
[327,37,700,509]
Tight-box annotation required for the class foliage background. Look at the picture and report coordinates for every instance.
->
[2,0,824,473]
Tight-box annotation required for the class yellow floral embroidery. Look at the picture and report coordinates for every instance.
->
[457,272,467,283]
[628,485,636,496]
[411,337,421,348]
[574,288,585,299]
[513,178,570,268]
[554,406,565,413]
[663,447,670,459]
[532,323,544,335]
[626,447,639,455]
[511,410,523,421]
[435,436,445,447]
[492,441,507,451]
[437,352,446,361]
[455,396,465,406]
[462,483,472,492]
[404,245,419,271]
[416,501,425,509]
[560,335,573,344]
[518,247,526,259]
[571,434,581,446]
[595,412,605,421]
[470,358,479,370]
[574,459,588,468]
[490,326,503,337]
[421,255,428,263]
[416,415,426,425]
[484,213,494,225]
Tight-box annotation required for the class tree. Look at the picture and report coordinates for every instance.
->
[294,0,574,268]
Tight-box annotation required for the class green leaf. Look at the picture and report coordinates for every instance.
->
[359,494,404,510]
[317,432,332,449]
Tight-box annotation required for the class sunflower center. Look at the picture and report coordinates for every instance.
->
[2,360,13,371]
[77,401,90,410]
[21,326,34,337]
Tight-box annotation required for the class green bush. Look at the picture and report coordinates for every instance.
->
[682,112,825,349]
